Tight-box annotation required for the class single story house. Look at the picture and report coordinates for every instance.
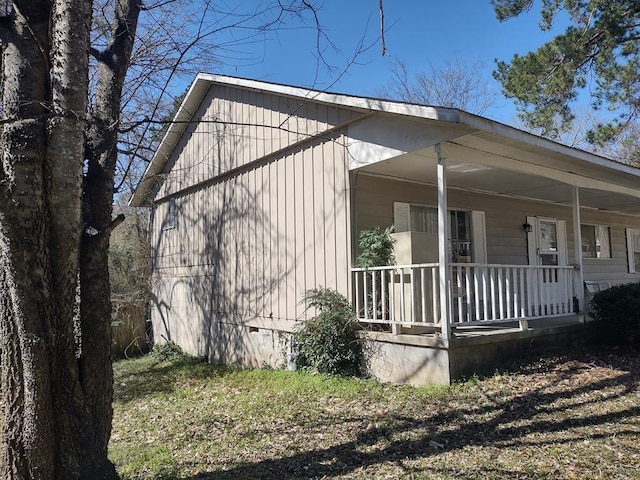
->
[130,74,640,384]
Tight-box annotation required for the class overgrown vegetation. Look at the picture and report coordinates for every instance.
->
[110,346,640,479]
[109,203,151,356]
[149,341,192,362]
[355,226,395,268]
[589,282,640,345]
[292,288,369,377]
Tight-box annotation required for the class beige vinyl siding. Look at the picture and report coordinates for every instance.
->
[156,86,361,199]
[354,174,640,285]
[579,209,638,283]
[151,132,352,354]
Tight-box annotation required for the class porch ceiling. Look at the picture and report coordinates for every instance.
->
[356,131,640,216]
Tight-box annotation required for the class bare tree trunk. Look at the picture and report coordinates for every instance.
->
[0,3,56,477]
[80,0,140,462]
[0,1,120,478]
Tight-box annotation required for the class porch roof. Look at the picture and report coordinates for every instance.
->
[348,111,640,215]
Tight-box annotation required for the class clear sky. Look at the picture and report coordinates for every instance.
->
[208,0,569,126]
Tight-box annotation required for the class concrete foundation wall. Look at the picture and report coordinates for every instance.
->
[154,313,591,385]
[368,322,592,385]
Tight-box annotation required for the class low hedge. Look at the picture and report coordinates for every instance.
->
[589,282,640,345]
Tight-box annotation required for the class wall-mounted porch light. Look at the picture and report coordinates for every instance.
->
[523,223,533,233]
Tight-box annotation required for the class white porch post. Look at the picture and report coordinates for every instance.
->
[436,144,451,339]
[572,186,585,321]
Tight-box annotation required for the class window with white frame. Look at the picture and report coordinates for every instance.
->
[626,228,640,273]
[581,224,611,259]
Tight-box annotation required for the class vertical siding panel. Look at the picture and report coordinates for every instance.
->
[242,170,250,316]
[250,90,258,164]
[266,160,274,319]
[255,165,264,318]
[273,95,281,152]
[221,92,228,174]
[238,89,245,169]
[320,104,329,133]
[284,152,296,320]
[211,179,219,314]
[221,179,230,314]
[280,97,289,152]
[229,88,237,172]
[258,93,265,161]
[204,97,212,180]
[261,162,269,319]
[313,143,326,288]
[219,89,227,174]
[335,133,350,296]
[236,172,244,317]
[208,94,215,178]
[246,168,254,317]
[323,139,337,291]
[213,94,220,177]
[235,174,243,315]
[303,146,316,315]
[217,178,224,315]
[294,149,306,319]
[277,155,287,320]
[240,89,248,168]
[196,112,202,185]
[230,176,239,315]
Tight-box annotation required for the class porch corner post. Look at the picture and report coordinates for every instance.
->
[572,186,586,321]
[436,143,451,339]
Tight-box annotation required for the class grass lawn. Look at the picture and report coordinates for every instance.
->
[110,347,640,479]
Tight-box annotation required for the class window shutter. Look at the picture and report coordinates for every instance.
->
[393,202,410,232]
[627,228,636,273]
[471,210,487,264]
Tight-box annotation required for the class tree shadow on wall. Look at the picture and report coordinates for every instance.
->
[149,105,352,370]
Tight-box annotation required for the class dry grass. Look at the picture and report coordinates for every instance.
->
[110,346,640,479]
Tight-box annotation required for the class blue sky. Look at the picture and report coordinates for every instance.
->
[210,0,570,126]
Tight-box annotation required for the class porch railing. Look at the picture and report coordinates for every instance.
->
[352,263,577,330]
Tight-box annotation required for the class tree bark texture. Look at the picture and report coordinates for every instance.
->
[81,0,141,465]
[0,3,55,476]
[0,0,136,478]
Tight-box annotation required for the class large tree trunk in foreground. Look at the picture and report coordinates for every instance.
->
[0,0,132,477]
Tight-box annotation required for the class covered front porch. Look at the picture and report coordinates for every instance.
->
[346,111,640,357]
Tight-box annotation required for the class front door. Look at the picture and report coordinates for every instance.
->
[527,216,568,313]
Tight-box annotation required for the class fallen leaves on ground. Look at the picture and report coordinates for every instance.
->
[111,346,640,479]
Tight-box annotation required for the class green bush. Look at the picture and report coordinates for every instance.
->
[589,282,640,345]
[355,226,395,268]
[292,288,369,377]
[151,341,191,362]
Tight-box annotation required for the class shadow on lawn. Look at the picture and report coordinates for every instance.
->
[174,350,640,480]
[113,358,238,404]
